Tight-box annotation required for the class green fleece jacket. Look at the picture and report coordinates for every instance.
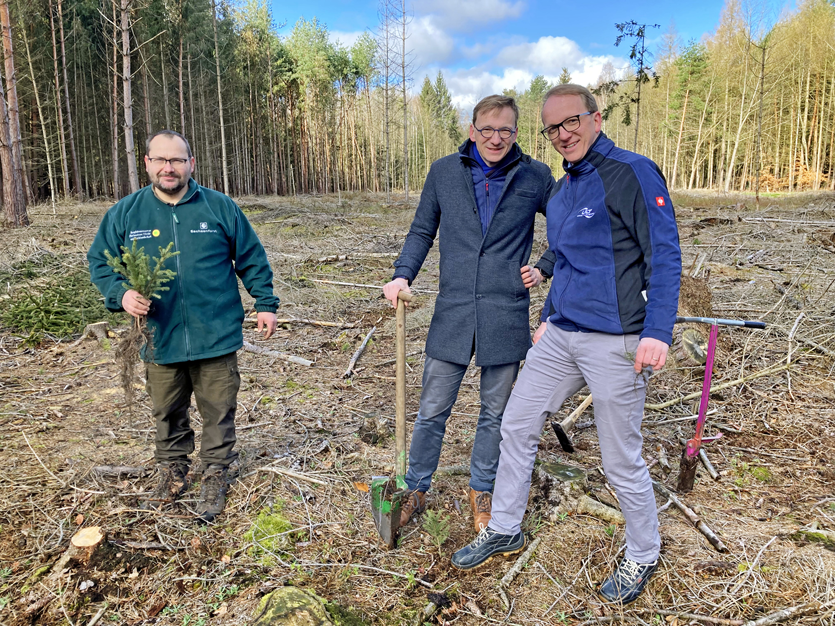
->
[88,179,279,364]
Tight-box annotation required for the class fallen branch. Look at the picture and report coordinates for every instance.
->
[653,482,727,552]
[636,609,743,626]
[344,326,375,377]
[245,317,357,329]
[499,536,542,608]
[307,278,438,294]
[645,362,793,410]
[740,602,818,626]
[92,465,148,477]
[258,466,330,486]
[575,494,625,525]
[242,341,313,367]
[317,252,397,262]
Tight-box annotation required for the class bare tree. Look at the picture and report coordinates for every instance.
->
[18,0,55,208]
[56,0,82,197]
[0,0,27,212]
[120,0,139,193]
[212,0,229,194]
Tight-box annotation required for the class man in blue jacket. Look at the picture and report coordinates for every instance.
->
[88,130,279,523]
[383,95,556,533]
[451,85,681,605]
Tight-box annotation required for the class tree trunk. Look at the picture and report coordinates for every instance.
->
[18,0,53,207]
[57,0,81,197]
[400,0,408,201]
[48,0,69,197]
[110,1,121,198]
[157,39,169,130]
[0,65,21,226]
[671,87,689,188]
[178,35,185,134]
[0,0,26,216]
[121,0,139,193]
[211,0,229,194]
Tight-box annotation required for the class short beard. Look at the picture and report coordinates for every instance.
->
[153,179,186,195]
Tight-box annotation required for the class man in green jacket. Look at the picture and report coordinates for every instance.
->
[88,130,278,522]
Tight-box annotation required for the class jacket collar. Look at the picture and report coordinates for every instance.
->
[148,177,200,206]
[562,132,614,178]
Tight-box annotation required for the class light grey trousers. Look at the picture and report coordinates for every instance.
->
[489,322,661,564]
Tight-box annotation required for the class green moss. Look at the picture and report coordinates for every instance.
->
[243,502,300,564]
[750,466,772,483]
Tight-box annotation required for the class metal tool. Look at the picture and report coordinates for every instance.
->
[551,394,594,453]
[371,291,412,548]
[675,315,766,493]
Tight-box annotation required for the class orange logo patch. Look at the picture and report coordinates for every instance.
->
[656,197,665,207]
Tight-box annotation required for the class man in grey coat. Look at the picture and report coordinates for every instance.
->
[383,94,556,533]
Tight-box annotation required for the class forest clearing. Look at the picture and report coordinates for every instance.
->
[0,190,834,625]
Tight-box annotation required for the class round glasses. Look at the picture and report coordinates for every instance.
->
[473,126,517,140]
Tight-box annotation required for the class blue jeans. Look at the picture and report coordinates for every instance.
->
[405,356,520,493]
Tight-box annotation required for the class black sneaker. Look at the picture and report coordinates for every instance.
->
[141,463,189,510]
[598,558,658,604]
[450,527,526,570]
[196,464,229,523]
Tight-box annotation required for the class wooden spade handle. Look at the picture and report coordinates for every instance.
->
[395,293,408,479]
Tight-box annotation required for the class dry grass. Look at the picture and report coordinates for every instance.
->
[0,191,833,625]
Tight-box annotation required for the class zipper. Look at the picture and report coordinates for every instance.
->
[555,176,578,318]
[170,208,191,359]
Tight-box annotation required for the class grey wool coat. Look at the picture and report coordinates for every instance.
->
[394,141,556,367]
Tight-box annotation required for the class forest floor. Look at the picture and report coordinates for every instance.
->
[0,190,834,626]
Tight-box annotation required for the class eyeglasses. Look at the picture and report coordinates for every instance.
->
[147,157,189,167]
[473,125,517,140]
[540,112,592,140]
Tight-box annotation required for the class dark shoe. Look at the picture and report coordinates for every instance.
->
[598,558,658,604]
[196,464,229,523]
[469,488,492,532]
[142,463,189,510]
[399,490,426,527]
[451,527,526,570]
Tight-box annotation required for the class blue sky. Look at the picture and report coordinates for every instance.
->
[272,0,789,112]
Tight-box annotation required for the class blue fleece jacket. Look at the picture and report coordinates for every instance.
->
[542,133,681,345]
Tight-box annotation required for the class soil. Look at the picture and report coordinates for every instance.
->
[1,190,834,625]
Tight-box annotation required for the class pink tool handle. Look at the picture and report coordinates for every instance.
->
[686,322,718,458]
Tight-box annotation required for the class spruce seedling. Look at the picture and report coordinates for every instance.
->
[104,241,179,426]
[422,509,450,554]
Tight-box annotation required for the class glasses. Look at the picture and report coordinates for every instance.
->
[540,112,592,140]
[473,125,517,140]
[147,157,189,167]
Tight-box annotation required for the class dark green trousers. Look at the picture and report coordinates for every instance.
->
[145,352,241,469]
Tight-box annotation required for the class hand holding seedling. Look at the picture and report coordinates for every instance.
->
[121,289,151,318]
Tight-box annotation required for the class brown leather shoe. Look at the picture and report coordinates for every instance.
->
[400,490,426,527]
[469,488,493,532]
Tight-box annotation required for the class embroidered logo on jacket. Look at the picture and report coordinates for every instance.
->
[191,222,218,234]
[577,208,595,219]
[656,197,666,206]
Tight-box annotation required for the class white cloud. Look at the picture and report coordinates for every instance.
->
[330,30,365,48]
[409,16,456,66]
[414,0,526,32]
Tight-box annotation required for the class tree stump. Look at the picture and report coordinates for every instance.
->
[534,462,625,525]
[672,275,713,367]
[50,527,111,579]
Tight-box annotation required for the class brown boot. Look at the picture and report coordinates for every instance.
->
[469,488,492,532]
[400,490,426,527]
